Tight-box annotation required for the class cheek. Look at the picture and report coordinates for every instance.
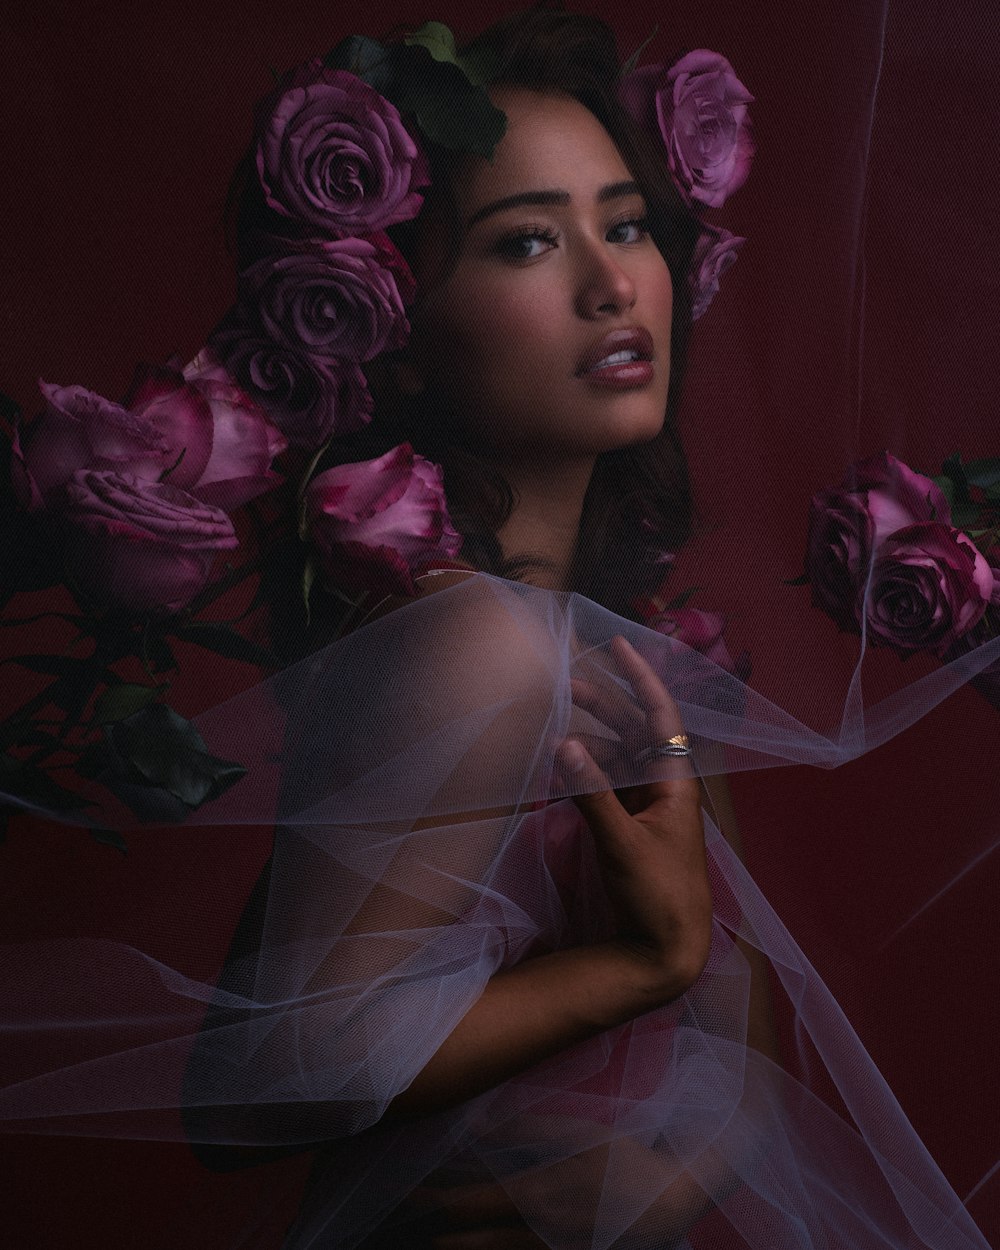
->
[440,281,558,388]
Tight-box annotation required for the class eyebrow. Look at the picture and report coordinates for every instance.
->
[466,180,644,229]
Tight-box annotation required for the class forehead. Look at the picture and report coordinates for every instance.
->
[454,87,634,214]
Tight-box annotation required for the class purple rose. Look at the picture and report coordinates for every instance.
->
[646,606,739,673]
[806,452,951,631]
[126,360,288,510]
[13,381,179,511]
[622,51,754,208]
[304,443,462,598]
[256,63,430,233]
[690,225,744,320]
[13,365,287,515]
[212,327,373,451]
[63,470,238,614]
[866,522,994,656]
[239,233,416,363]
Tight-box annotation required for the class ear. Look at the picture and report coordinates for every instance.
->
[391,358,426,397]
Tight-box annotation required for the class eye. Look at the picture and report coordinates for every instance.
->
[607,215,650,244]
[493,224,560,261]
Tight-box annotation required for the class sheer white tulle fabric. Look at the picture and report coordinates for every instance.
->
[2,572,996,1248]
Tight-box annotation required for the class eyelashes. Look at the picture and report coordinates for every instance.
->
[493,216,651,261]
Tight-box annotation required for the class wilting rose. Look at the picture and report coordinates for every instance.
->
[806,452,951,632]
[239,233,415,363]
[126,361,288,510]
[305,443,462,598]
[13,381,176,511]
[866,522,994,656]
[621,51,754,208]
[690,225,744,320]
[647,606,739,673]
[212,328,373,450]
[256,63,430,233]
[63,470,238,614]
[14,366,286,515]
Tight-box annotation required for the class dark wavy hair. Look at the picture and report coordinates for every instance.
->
[232,4,700,641]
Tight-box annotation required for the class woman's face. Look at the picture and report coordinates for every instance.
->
[406,87,674,466]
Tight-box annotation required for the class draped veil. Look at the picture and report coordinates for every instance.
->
[1,1,998,1247]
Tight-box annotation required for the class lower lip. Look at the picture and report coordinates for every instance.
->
[578,361,654,389]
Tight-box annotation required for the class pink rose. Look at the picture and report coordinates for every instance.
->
[621,51,754,208]
[646,606,739,673]
[126,360,288,510]
[806,452,951,631]
[690,225,744,320]
[212,328,373,450]
[305,443,462,598]
[63,470,238,614]
[866,522,994,656]
[13,365,286,515]
[239,233,415,363]
[256,63,430,233]
[13,381,177,511]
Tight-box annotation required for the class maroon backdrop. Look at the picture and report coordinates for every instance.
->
[2,2,997,1246]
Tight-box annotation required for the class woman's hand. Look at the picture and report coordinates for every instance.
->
[557,635,713,997]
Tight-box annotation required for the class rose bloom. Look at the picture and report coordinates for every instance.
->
[211,328,374,451]
[646,606,740,673]
[866,522,994,656]
[131,360,288,510]
[14,367,286,514]
[620,51,754,208]
[304,443,462,599]
[256,63,430,233]
[806,452,951,632]
[63,470,238,614]
[239,233,416,363]
[690,225,744,320]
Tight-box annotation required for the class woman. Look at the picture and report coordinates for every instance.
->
[1,4,997,1249]
[178,9,991,1248]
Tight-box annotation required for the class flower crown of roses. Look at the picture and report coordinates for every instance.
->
[13,19,755,623]
[205,20,755,608]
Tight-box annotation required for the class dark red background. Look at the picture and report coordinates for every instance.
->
[1,2,998,1246]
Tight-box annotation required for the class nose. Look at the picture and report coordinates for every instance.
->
[574,239,637,319]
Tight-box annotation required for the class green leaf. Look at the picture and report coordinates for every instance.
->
[323,35,394,91]
[108,704,247,810]
[932,474,955,507]
[399,80,506,158]
[8,654,90,676]
[621,24,659,78]
[93,683,161,725]
[455,44,500,88]
[172,622,278,668]
[88,826,128,854]
[0,753,91,811]
[963,457,1000,490]
[142,631,178,675]
[404,21,459,67]
[0,391,22,423]
[302,553,318,629]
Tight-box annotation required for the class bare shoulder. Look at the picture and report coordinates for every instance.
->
[360,563,481,626]
[357,564,558,707]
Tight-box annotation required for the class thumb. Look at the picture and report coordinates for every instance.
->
[556,738,624,832]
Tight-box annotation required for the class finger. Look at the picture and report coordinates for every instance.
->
[611,638,696,781]
[555,738,629,834]
[611,636,683,725]
[570,675,644,730]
